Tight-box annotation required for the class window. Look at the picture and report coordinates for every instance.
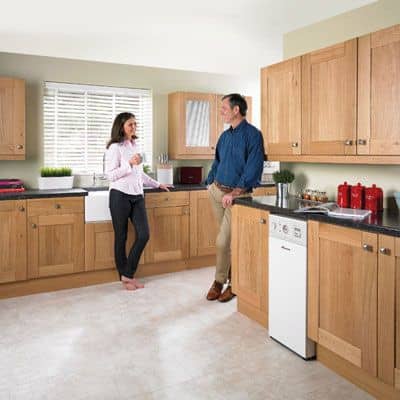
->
[43,82,153,174]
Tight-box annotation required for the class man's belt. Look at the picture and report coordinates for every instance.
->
[214,181,234,193]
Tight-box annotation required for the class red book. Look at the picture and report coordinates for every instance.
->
[0,187,25,193]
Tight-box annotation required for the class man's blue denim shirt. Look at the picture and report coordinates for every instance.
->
[206,119,265,191]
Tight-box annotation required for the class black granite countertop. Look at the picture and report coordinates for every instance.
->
[234,195,400,237]
[0,188,88,201]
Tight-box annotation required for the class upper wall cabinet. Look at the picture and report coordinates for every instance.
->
[168,92,217,159]
[0,77,25,160]
[358,25,400,156]
[168,92,252,160]
[302,40,357,155]
[261,57,301,156]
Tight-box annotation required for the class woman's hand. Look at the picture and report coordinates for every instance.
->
[159,184,173,191]
[129,153,142,166]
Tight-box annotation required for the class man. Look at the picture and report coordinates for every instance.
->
[206,93,264,302]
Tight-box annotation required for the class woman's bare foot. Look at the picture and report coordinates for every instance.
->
[122,281,137,290]
[132,278,144,289]
[121,275,133,283]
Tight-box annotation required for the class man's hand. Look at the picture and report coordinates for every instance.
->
[222,193,234,208]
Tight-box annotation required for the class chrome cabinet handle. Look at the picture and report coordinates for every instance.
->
[344,139,353,146]
[16,144,24,150]
[55,204,61,209]
[259,218,266,224]
[362,243,373,252]
[32,223,37,229]
[379,247,391,255]
[357,139,367,145]
[291,142,299,148]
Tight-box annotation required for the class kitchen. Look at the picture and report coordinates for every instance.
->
[1,0,400,399]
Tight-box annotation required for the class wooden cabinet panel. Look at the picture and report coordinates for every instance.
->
[168,92,217,159]
[302,40,357,155]
[27,198,85,278]
[145,191,189,209]
[0,77,25,160]
[85,221,143,271]
[189,190,217,257]
[309,223,378,376]
[378,235,396,386]
[145,206,189,263]
[0,200,27,283]
[358,25,400,155]
[252,186,276,197]
[261,57,301,156]
[231,205,268,326]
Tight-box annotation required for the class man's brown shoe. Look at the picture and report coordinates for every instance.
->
[218,285,236,302]
[206,281,223,301]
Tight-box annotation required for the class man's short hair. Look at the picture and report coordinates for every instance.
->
[222,93,248,117]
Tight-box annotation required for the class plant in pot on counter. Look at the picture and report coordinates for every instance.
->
[272,169,295,198]
[38,167,74,190]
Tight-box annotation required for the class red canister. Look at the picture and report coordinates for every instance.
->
[365,184,383,212]
[337,181,352,208]
[350,183,365,209]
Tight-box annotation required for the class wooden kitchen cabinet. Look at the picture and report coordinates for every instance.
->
[145,191,190,263]
[358,25,400,155]
[231,205,269,327]
[302,40,357,155]
[252,186,276,197]
[27,198,85,278]
[261,57,301,156]
[168,92,217,159]
[0,77,25,160]
[85,221,143,271]
[189,190,217,257]
[308,221,399,394]
[0,200,27,283]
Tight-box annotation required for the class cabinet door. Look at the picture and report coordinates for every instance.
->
[308,223,378,376]
[252,186,276,197]
[358,25,400,155]
[189,190,217,257]
[302,40,357,155]
[145,206,189,263]
[0,200,27,283]
[231,205,268,324]
[85,221,143,271]
[0,78,25,159]
[28,213,85,278]
[168,92,216,158]
[261,58,301,155]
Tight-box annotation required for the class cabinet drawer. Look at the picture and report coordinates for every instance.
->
[28,197,84,216]
[145,191,189,208]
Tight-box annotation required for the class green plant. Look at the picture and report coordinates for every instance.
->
[40,167,72,177]
[143,164,151,174]
[272,169,295,184]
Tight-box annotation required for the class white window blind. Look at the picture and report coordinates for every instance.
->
[43,82,153,174]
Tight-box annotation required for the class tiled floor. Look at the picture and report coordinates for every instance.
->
[0,267,372,400]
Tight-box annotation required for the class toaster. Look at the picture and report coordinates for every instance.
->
[179,166,203,184]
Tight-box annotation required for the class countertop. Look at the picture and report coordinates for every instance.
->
[0,183,275,200]
[234,195,400,238]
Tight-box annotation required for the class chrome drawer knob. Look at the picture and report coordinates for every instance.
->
[344,139,353,146]
[55,204,61,209]
[259,218,266,224]
[357,139,367,145]
[18,206,25,212]
[291,142,299,148]
[16,144,24,150]
[379,247,390,255]
[32,223,37,229]
[362,243,372,252]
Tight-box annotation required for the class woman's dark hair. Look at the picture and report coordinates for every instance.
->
[106,112,137,149]
[222,93,247,116]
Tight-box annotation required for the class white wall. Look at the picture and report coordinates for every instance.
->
[282,0,400,208]
[0,52,259,188]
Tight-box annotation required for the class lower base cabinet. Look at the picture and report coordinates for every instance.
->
[308,221,399,396]
[231,205,269,327]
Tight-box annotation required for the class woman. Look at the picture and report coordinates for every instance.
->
[105,112,170,290]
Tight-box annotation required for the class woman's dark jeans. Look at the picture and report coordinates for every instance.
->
[109,189,150,279]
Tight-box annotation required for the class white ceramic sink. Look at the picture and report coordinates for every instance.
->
[85,190,111,222]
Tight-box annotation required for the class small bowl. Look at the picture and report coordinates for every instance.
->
[394,192,400,209]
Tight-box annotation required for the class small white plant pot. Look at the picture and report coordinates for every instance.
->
[38,176,74,190]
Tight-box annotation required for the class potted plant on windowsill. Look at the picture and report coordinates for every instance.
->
[38,167,74,190]
[272,169,295,198]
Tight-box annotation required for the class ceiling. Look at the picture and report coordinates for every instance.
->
[0,0,376,76]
